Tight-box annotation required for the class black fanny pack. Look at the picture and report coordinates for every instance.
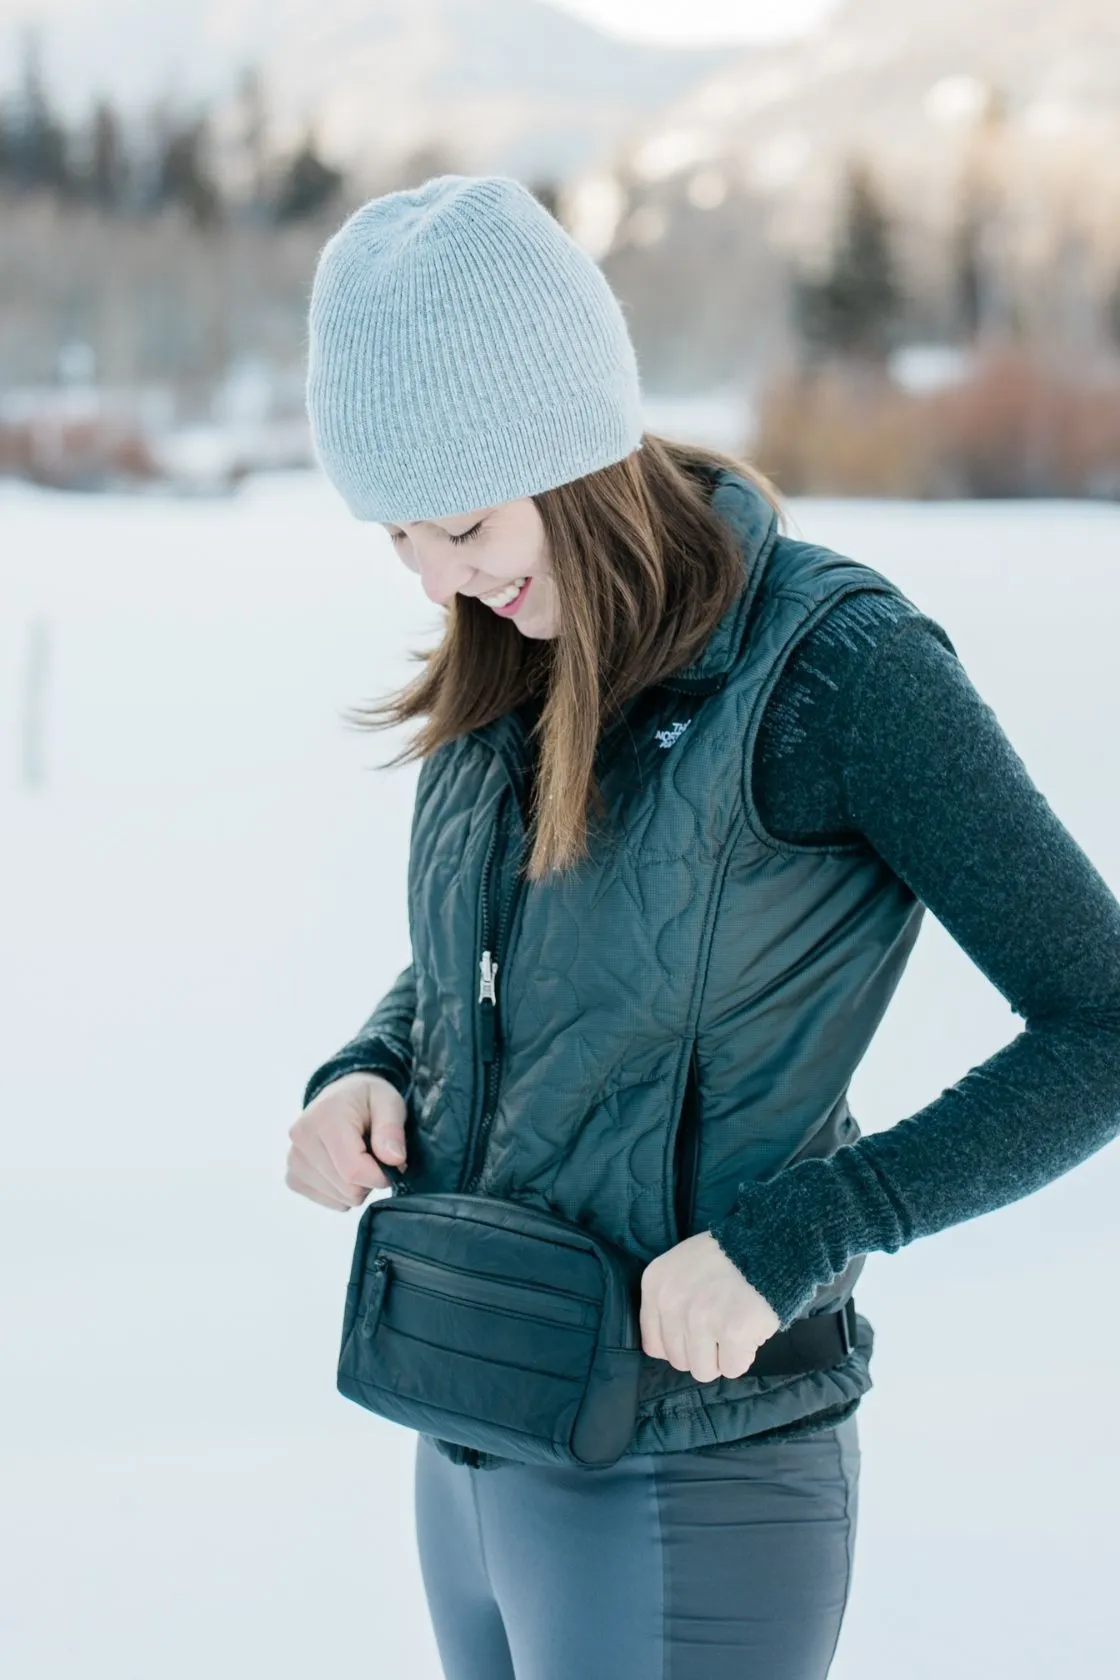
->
[337,1163,857,1469]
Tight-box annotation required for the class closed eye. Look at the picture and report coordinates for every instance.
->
[387,521,484,546]
[448,522,483,546]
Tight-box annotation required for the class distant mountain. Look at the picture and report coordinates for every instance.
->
[0,0,729,183]
[261,0,733,181]
[591,0,1120,250]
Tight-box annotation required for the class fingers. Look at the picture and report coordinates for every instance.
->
[644,1308,722,1383]
[684,1324,721,1386]
[289,1121,371,1202]
[284,1159,354,1212]
[318,1082,408,1191]
[640,1275,695,1375]
[716,1333,759,1382]
[641,1266,759,1382]
[660,1321,752,1383]
[318,1119,390,1193]
[370,1117,407,1170]
[639,1233,779,1382]
[287,1073,409,1208]
[642,1277,693,1374]
[639,1293,666,1364]
[659,1313,691,1376]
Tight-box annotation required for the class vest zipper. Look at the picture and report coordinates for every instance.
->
[461,788,524,1194]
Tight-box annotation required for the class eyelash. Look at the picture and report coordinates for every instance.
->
[449,523,483,546]
[389,522,483,547]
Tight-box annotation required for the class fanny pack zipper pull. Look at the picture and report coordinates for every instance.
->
[361,1253,391,1339]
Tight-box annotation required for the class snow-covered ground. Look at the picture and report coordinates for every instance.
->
[2,469,1119,1679]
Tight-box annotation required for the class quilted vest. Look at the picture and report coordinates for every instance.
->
[319,468,928,1455]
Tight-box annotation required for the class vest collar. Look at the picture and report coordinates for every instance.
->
[656,467,779,695]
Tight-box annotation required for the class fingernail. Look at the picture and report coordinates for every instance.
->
[380,1138,405,1162]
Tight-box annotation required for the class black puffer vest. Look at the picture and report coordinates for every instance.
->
[305,468,927,1455]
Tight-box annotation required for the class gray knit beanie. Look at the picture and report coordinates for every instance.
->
[305,174,645,523]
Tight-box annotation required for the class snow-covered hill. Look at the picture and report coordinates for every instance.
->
[0,0,727,181]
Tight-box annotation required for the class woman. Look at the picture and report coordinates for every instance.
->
[286,175,1120,1679]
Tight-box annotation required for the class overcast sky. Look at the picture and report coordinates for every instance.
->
[556,0,837,44]
[0,0,838,115]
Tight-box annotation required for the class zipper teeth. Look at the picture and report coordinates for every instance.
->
[463,791,509,1191]
[471,828,528,1192]
[480,816,499,952]
[466,1047,498,1192]
[385,1273,595,1331]
[373,1246,600,1307]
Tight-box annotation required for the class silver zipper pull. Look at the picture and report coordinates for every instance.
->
[478,949,499,1005]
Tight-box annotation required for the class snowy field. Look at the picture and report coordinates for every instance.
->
[3,468,1120,1679]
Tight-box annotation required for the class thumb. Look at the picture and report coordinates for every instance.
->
[370,1116,407,1167]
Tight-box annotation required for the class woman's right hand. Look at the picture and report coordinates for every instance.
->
[285,1071,408,1211]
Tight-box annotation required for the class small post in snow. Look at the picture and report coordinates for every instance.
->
[21,615,51,791]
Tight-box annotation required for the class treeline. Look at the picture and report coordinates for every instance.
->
[790,160,1120,365]
[603,75,1120,393]
[753,166,1120,497]
[0,31,343,226]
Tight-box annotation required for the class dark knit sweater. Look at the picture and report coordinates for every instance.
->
[710,588,1120,1326]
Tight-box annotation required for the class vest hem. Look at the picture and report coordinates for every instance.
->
[624,1311,874,1457]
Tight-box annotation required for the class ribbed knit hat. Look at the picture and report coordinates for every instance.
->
[305,174,645,523]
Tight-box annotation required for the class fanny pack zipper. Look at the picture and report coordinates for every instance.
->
[370,1247,600,1330]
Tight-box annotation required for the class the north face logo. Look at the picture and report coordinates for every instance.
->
[655,719,691,750]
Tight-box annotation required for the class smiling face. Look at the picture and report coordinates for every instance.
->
[382,496,560,640]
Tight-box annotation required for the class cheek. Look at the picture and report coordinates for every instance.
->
[526,575,560,628]
[524,540,552,581]
[491,519,549,578]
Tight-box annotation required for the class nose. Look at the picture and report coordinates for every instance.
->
[411,542,476,607]
[416,554,476,608]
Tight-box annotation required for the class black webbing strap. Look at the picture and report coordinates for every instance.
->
[748,1297,858,1378]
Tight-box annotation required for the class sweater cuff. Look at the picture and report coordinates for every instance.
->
[709,1212,821,1329]
[708,1155,861,1328]
[301,1043,412,1112]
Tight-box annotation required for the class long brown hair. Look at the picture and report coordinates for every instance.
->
[347,433,782,881]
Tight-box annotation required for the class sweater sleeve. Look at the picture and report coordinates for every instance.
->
[301,961,416,1111]
[710,600,1120,1328]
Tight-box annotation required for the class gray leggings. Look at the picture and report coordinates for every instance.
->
[414,1415,860,1680]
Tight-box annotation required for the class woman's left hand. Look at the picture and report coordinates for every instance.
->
[640,1232,781,1382]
